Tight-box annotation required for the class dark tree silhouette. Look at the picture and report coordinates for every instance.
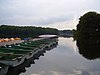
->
[77,11,100,37]
[0,25,58,38]
[75,11,100,60]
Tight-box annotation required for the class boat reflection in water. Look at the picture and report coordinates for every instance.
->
[76,36,100,60]
[5,40,58,75]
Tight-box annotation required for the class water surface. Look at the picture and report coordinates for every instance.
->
[8,37,100,75]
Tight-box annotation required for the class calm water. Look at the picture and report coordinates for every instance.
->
[6,37,100,75]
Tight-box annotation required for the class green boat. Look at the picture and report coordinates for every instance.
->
[0,36,58,67]
[0,53,25,67]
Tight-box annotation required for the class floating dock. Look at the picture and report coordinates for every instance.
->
[0,35,58,67]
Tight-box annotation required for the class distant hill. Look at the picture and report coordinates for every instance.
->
[59,30,73,37]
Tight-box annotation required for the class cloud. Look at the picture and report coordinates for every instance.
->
[0,0,100,29]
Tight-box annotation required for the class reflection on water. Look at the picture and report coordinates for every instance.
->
[19,37,100,75]
[1,37,100,75]
[77,37,100,60]
[5,41,58,75]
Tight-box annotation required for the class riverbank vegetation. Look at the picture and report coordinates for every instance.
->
[74,11,100,38]
[74,11,100,60]
[73,11,100,40]
[0,25,58,38]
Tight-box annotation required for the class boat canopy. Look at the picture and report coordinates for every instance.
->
[38,35,57,38]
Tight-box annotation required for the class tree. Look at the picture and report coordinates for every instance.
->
[77,11,100,37]
[75,11,100,60]
[0,25,58,38]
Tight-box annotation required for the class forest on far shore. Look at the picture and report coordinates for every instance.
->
[0,25,58,38]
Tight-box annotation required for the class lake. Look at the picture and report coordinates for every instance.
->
[6,37,100,75]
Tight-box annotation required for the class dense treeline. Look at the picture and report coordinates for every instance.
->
[0,25,58,38]
[73,11,100,39]
[77,11,100,37]
[74,11,100,60]
[59,30,73,37]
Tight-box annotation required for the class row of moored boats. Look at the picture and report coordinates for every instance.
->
[0,35,58,75]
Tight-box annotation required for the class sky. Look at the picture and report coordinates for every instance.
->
[0,0,100,30]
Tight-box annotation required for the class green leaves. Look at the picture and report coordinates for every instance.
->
[77,11,100,37]
[0,25,58,38]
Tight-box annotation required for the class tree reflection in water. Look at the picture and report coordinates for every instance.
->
[76,36,100,60]
[75,11,100,60]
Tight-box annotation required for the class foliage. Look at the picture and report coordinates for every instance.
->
[0,25,58,38]
[74,11,100,60]
[77,11,100,37]
[72,29,78,40]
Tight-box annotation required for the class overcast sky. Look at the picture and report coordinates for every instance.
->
[0,0,100,30]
